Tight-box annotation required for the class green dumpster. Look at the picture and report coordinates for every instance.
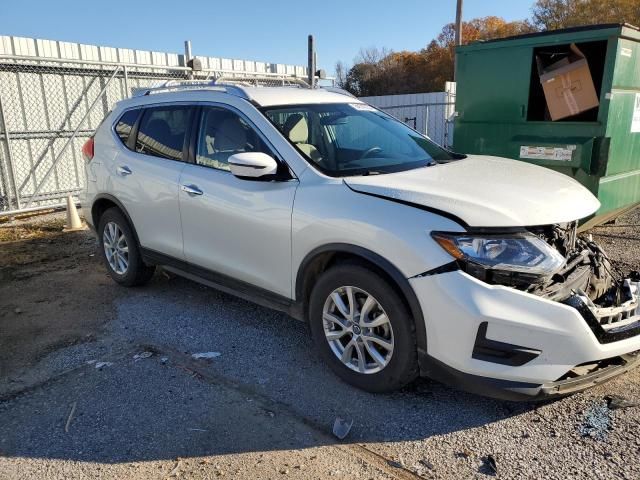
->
[453,24,640,226]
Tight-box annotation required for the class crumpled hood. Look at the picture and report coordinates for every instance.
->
[344,155,600,228]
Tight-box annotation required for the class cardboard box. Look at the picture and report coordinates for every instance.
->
[537,44,600,121]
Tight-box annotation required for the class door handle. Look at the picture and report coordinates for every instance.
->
[181,184,203,196]
[117,165,132,176]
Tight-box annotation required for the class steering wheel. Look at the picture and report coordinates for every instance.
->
[359,146,382,160]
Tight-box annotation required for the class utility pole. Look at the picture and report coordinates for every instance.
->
[184,40,193,79]
[454,0,463,80]
[308,35,316,88]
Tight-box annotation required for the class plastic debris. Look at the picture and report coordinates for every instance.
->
[579,401,611,440]
[94,361,113,369]
[133,351,153,360]
[191,352,221,360]
[418,459,434,470]
[332,417,353,440]
[161,357,169,364]
[167,459,182,477]
[387,460,403,468]
[484,455,498,475]
[605,394,639,410]
[64,401,77,433]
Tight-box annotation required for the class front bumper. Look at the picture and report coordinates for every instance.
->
[421,350,640,401]
[410,270,640,400]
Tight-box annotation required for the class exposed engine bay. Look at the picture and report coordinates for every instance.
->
[530,223,640,340]
[452,222,640,342]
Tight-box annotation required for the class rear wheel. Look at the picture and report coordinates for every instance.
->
[98,208,155,286]
[308,264,418,392]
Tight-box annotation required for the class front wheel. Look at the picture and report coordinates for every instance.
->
[308,265,419,392]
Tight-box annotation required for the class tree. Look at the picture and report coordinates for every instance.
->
[341,16,535,96]
[532,0,640,30]
[420,16,536,91]
[334,61,348,89]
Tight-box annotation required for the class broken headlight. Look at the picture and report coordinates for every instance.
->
[432,232,566,285]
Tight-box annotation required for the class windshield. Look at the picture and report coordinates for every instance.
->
[261,102,460,176]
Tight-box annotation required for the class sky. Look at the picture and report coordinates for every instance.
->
[0,0,533,71]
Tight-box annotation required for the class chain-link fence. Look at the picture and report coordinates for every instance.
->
[0,59,192,214]
[0,38,307,216]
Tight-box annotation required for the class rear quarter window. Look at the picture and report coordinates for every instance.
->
[114,109,141,147]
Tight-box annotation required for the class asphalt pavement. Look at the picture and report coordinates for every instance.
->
[1,209,640,479]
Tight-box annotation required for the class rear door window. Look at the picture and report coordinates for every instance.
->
[135,106,192,161]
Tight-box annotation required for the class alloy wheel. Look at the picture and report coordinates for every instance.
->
[103,221,129,275]
[322,286,394,374]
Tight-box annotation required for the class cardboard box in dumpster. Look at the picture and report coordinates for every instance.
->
[537,44,599,121]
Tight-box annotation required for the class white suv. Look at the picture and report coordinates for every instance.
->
[82,81,640,400]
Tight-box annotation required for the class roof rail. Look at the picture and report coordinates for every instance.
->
[132,80,251,99]
[132,75,312,99]
[320,86,356,98]
[213,75,310,88]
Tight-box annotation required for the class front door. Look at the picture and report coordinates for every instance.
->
[179,106,298,298]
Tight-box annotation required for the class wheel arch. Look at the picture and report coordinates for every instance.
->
[295,243,428,368]
[91,194,141,246]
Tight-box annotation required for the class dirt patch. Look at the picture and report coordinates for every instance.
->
[590,206,640,275]
[0,213,121,386]
[0,216,66,242]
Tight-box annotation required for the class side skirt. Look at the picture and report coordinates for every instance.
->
[141,248,305,321]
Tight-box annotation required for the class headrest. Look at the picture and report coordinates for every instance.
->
[215,118,247,151]
[283,113,309,143]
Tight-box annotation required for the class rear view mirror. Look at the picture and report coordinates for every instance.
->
[228,152,278,179]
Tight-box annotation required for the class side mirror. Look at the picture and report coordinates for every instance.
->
[228,152,278,179]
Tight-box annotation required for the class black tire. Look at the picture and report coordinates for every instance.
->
[308,264,419,392]
[97,207,155,287]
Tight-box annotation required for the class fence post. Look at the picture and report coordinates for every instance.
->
[425,105,430,138]
[123,65,129,96]
[0,91,21,210]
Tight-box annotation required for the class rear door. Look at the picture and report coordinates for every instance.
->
[178,105,298,298]
[110,105,194,259]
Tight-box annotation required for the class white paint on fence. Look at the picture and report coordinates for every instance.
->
[0,35,306,75]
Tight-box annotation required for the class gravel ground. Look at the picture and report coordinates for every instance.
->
[0,207,639,479]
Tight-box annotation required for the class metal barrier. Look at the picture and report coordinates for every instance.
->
[0,39,307,216]
[374,101,456,149]
[361,84,457,149]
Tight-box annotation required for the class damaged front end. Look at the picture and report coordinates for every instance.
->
[426,222,640,399]
[528,223,640,344]
[456,222,640,395]
[432,222,640,341]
